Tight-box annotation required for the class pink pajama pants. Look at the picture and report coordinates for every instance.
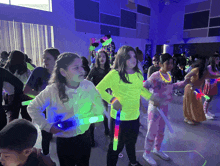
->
[144,103,168,152]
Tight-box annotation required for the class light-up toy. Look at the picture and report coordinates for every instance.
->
[194,88,210,100]
[113,110,121,151]
[56,115,104,131]
[157,108,174,133]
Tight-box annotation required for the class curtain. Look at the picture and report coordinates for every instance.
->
[0,19,54,67]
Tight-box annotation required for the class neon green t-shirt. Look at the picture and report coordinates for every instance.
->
[96,69,152,121]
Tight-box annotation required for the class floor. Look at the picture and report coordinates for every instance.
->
[32,92,220,166]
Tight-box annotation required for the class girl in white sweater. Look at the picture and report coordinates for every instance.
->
[27,53,105,166]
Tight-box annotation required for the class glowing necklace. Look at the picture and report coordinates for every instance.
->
[159,70,172,83]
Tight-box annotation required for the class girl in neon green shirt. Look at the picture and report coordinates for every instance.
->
[96,45,158,166]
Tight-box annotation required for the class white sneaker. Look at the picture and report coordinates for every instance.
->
[207,112,215,117]
[143,152,157,166]
[205,113,214,120]
[152,149,170,161]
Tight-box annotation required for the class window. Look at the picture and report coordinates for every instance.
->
[0,20,54,66]
[0,0,52,12]
[0,0,8,4]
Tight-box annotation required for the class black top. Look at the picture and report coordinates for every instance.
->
[87,67,111,86]
[26,67,50,92]
[0,67,23,108]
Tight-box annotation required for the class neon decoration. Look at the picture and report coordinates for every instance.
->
[159,70,172,83]
[56,115,104,131]
[113,110,121,151]
[157,108,174,133]
[194,88,210,100]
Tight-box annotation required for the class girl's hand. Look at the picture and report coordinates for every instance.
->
[112,99,122,112]
[50,120,63,134]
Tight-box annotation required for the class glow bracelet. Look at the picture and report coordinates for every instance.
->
[157,108,174,133]
[194,88,210,100]
[113,110,121,151]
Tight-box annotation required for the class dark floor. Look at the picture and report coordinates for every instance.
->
[31,92,220,166]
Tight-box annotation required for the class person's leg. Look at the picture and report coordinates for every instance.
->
[103,100,109,135]
[20,106,32,122]
[124,118,140,165]
[144,104,160,153]
[0,108,7,131]
[56,137,76,166]
[203,96,213,114]
[75,130,91,166]
[41,130,53,155]
[89,123,95,146]
[107,117,125,166]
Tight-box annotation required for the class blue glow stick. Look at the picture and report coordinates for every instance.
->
[56,115,104,131]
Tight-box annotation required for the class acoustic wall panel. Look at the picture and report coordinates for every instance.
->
[209,17,220,27]
[184,11,209,30]
[183,29,208,38]
[121,9,136,29]
[120,0,137,12]
[74,0,99,22]
[136,23,149,39]
[137,4,151,16]
[210,0,220,17]
[120,28,136,38]
[100,25,120,36]
[99,0,120,17]
[209,28,220,37]
[75,20,100,34]
[137,13,150,24]
[100,13,120,26]
[185,0,210,14]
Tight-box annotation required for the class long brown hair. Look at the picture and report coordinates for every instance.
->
[95,50,110,73]
[4,50,27,75]
[113,45,141,83]
[209,54,219,72]
[48,53,81,103]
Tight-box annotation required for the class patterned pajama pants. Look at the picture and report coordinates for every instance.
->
[144,103,168,153]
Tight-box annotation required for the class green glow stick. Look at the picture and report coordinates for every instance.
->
[22,100,33,106]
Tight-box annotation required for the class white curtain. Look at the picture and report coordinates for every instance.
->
[0,19,54,67]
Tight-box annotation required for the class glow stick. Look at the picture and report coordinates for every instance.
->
[26,62,35,71]
[113,110,121,151]
[22,100,33,106]
[156,108,174,133]
[56,115,104,131]
[194,88,210,100]
[89,46,96,51]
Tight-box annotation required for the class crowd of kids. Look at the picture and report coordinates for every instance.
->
[0,45,219,166]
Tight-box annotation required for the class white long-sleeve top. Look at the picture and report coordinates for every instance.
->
[27,80,105,138]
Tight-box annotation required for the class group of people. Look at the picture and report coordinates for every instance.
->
[0,45,219,166]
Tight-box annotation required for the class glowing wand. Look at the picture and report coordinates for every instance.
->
[113,110,121,151]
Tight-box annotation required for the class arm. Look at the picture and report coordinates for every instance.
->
[1,68,23,95]
[23,67,43,98]
[96,70,117,104]
[27,86,52,132]
[89,84,105,116]
[184,67,198,80]
[86,68,94,81]
[147,66,152,79]
[207,66,220,78]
